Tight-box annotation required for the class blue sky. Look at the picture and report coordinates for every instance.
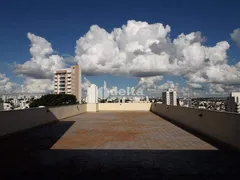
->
[0,0,240,96]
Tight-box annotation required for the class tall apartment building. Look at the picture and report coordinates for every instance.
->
[54,65,81,103]
[225,92,240,113]
[87,84,98,104]
[162,89,177,106]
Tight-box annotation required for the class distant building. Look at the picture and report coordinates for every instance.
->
[4,103,12,111]
[146,96,149,102]
[178,98,192,107]
[0,99,3,111]
[54,65,82,103]
[87,84,98,104]
[225,92,240,113]
[162,89,177,106]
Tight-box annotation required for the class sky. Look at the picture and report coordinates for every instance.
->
[1,0,240,97]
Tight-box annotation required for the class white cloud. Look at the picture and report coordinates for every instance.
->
[81,77,92,90]
[208,83,240,94]
[187,83,203,89]
[14,33,65,79]
[12,33,69,94]
[75,20,172,76]
[158,81,178,90]
[6,21,240,96]
[81,77,92,97]
[236,62,240,69]
[21,78,54,93]
[230,28,240,47]
[135,75,164,93]
[208,83,225,94]
[75,20,240,86]
[0,73,20,94]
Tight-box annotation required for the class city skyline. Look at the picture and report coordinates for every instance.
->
[1,0,240,97]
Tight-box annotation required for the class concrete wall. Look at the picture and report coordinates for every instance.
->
[98,103,151,111]
[87,103,151,112]
[87,103,98,112]
[151,103,240,150]
[49,104,87,119]
[0,104,87,136]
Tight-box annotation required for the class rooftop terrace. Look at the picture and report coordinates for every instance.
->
[1,109,240,179]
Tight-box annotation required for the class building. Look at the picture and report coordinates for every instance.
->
[162,89,177,106]
[178,98,192,107]
[54,65,82,103]
[225,92,240,113]
[87,84,98,104]
[4,103,12,111]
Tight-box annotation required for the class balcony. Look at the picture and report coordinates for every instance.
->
[0,103,240,179]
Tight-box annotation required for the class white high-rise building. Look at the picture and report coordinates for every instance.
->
[146,96,149,102]
[226,92,240,113]
[54,65,82,103]
[122,97,125,103]
[87,84,98,104]
[162,89,177,106]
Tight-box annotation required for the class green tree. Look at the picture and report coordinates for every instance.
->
[29,94,78,108]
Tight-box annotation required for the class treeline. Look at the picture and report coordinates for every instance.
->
[30,94,78,108]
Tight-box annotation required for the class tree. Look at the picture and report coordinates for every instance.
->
[29,94,78,108]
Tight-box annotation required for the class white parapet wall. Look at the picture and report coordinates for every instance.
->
[151,103,240,150]
[98,103,151,111]
[87,103,98,112]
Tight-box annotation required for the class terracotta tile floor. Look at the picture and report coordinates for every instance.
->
[51,111,216,150]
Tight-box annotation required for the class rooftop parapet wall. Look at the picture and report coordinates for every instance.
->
[150,103,240,150]
[49,104,87,119]
[97,103,151,111]
[0,104,87,137]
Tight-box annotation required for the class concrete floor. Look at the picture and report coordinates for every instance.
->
[1,111,240,179]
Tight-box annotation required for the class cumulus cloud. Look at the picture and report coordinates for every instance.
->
[187,83,203,89]
[230,28,240,47]
[135,75,163,90]
[158,81,178,90]
[21,78,54,93]
[12,33,70,93]
[81,77,92,97]
[14,33,65,79]
[208,83,240,94]
[75,20,240,86]
[75,20,172,76]
[6,21,240,95]
[0,73,20,94]
[179,86,203,98]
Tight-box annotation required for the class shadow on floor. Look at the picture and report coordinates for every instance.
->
[1,120,240,179]
[1,149,240,179]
